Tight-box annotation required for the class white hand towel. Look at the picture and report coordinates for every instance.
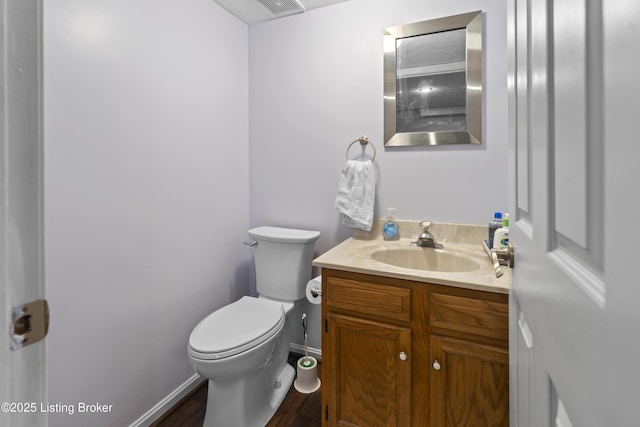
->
[334,160,375,231]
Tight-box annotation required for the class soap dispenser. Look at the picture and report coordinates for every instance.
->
[382,208,399,240]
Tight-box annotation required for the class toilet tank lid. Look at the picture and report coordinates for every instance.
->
[248,226,320,243]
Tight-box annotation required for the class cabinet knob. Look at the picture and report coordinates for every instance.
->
[432,360,441,371]
[399,351,408,361]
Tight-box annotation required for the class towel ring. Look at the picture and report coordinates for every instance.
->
[346,136,376,161]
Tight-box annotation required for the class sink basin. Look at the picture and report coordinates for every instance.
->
[370,247,482,272]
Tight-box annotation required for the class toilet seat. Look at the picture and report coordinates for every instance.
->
[188,296,285,360]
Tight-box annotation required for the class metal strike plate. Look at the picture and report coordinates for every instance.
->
[10,299,49,351]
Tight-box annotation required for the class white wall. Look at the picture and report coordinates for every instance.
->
[44,0,249,425]
[43,0,507,422]
[248,0,508,350]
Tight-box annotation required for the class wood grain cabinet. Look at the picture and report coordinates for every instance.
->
[321,269,509,427]
[429,293,509,427]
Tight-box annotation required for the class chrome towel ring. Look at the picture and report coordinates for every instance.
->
[345,136,376,162]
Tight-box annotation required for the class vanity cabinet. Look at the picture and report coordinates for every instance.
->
[321,268,509,427]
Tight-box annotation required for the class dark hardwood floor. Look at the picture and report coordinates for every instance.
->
[152,354,321,427]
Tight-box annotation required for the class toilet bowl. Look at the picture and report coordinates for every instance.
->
[187,226,320,427]
[188,296,294,427]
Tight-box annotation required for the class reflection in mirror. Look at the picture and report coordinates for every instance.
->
[384,11,483,146]
[396,29,467,134]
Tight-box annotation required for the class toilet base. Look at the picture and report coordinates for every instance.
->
[268,363,295,412]
[203,363,295,427]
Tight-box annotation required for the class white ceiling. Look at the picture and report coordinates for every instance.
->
[212,0,352,24]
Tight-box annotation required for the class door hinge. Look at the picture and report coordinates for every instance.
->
[325,405,329,421]
[10,299,49,351]
[325,319,328,332]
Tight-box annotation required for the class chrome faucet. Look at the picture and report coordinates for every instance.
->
[411,221,443,249]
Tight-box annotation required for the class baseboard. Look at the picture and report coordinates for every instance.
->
[290,343,322,361]
[129,373,205,427]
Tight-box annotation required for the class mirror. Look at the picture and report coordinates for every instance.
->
[384,11,483,146]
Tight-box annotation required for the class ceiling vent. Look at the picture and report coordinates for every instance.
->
[256,0,305,15]
[212,0,351,24]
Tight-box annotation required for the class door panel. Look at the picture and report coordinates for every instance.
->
[515,0,531,220]
[326,313,411,427]
[430,335,508,427]
[553,0,589,249]
[508,0,640,426]
[551,0,606,306]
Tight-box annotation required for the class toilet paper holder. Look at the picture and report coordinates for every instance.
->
[309,285,321,298]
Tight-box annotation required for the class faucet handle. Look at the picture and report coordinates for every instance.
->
[411,220,443,249]
[418,220,433,231]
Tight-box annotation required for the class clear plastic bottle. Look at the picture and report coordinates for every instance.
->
[382,208,399,241]
[488,212,503,249]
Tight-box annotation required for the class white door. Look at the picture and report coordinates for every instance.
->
[508,1,640,426]
[0,0,47,426]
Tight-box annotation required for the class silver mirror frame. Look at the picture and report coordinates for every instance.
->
[384,11,483,146]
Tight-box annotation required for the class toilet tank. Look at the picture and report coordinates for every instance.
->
[248,226,320,301]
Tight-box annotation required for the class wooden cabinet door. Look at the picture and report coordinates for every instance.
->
[430,335,509,427]
[325,313,411,427]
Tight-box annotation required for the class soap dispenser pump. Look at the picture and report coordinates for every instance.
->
[382,208,399,240]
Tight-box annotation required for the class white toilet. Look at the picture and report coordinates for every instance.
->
[187,226,320,427]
